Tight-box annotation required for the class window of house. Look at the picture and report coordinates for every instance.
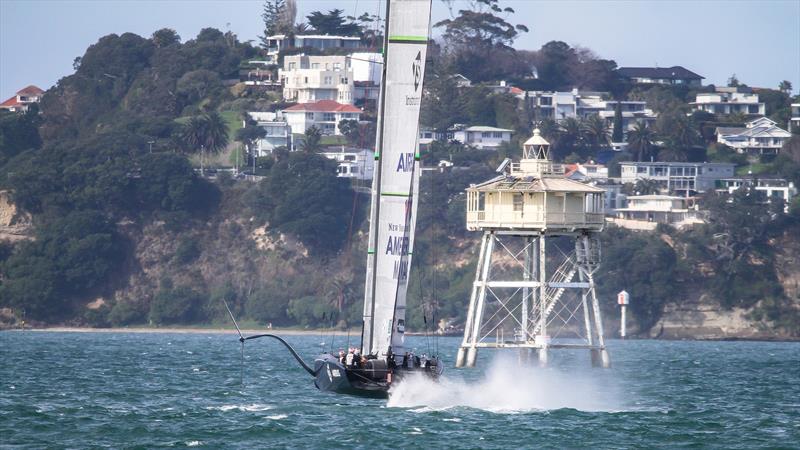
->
[493,132,502,138]
[334,63,341,70]
[351,166,359,173]
[344,155,356,161]
[323,113,335,121]
[324,76,332,85]
[513,193,523,212]
[748,105,759,114]
[482,132,491,138]
[540,97,552,106]
[341,77,348,84]
[637,166,647,174]
[288,62,296,70]
[304,77,308,84]
[305,112,314,120]
[312,63,320,69]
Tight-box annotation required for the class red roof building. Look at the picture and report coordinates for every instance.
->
[281,100,362,136]
[0,85,45,113]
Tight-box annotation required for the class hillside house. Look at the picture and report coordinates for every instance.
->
[609,195,703,230]
[320,148,374,181]
[691,87,765,116]
[617,66,704,87]
[521,89,657,132]
[281,55,354,104]
[619,161,735,195]
[0,85,44,112]
[265,34,362,63]
[246,112,291,155]
[790,103,800,132]
[716,176,797,206]
[715,117,791,155]
[453,126,513,150]
[281,100,361,136]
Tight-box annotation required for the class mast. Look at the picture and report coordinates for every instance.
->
[361,0,432,358]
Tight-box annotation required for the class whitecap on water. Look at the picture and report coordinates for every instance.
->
[205,403,272,412]
[266,414,288,420]
[387,355,625,413]
[186,440,202,447]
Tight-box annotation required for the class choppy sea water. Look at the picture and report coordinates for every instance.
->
[1,332,798,449]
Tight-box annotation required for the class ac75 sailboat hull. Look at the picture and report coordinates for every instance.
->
[313,353,443,399]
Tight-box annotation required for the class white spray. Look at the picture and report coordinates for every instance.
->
[387,355,623,413]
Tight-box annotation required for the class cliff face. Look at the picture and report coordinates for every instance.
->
[0,191,32,242]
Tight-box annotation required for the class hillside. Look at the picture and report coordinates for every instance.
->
[1,18,799,338]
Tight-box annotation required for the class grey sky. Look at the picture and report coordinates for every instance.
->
[1,0,798,101]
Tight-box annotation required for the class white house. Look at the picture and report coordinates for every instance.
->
[265,34,362,63]
[715,117,792,155]
[320,148,374,181]
[619,161,736,194]
[280,54,354,104]
[616,66,704,87]
[521,89,657,132]
[246,112,291,156]
[691,87,765,116]
[716,176,797,206]
[281,100,361,136]
[790,103,800,132]
[452,126,513,150]
[564,163,609,181]
[609,195,703,230]
[349,52,383,106]
[0,85,44,112]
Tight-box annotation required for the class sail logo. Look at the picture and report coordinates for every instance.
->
[393,260,409,281]
[385,236,409,255]
[412,51,422,91]
[396,153,415,172]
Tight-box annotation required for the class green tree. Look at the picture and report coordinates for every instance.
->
[257,152,352,254]
[611,101,624,142]
[306,9,360,36]
[778,80,793,95]
[300,126,322,152]
[582,114,610,149]
[259,0,296,49]
[626,121,656,161]
[151,28,180,48]
[235,124,267,168]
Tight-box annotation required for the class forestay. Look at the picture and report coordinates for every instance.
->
[362,0,431,358]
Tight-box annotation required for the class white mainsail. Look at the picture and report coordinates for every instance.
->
[362,0,431,358]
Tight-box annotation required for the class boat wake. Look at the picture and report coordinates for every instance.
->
[387,355,623,413]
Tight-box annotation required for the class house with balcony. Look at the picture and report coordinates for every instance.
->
[608,195,704,231]
[716,176,797,207]
[452,126,513,150]
[320,148,374,181]
[564,163,609,181]
[617,66,704,87]
[619,161,735,195]
[0,85,44,112]
[246,112,291,155]
[790,103,800,132]
[522,89,657,132]
[281,100,361,136]
[264,34,362,64]
[280,55,354,104]
[691,87,765,116]
[715,117,791,155]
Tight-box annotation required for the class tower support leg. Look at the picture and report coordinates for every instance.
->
[458,231,494,368]
[584,235,610,369]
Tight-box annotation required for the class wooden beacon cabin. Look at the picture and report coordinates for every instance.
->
[466,129,605,232]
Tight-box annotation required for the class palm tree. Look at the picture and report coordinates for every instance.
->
[582,114,610,149]
[300,126,322,152]
[554,117,583,160]
[626,121,656,162]
[202,111,230,154]
[179,112,230,175]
